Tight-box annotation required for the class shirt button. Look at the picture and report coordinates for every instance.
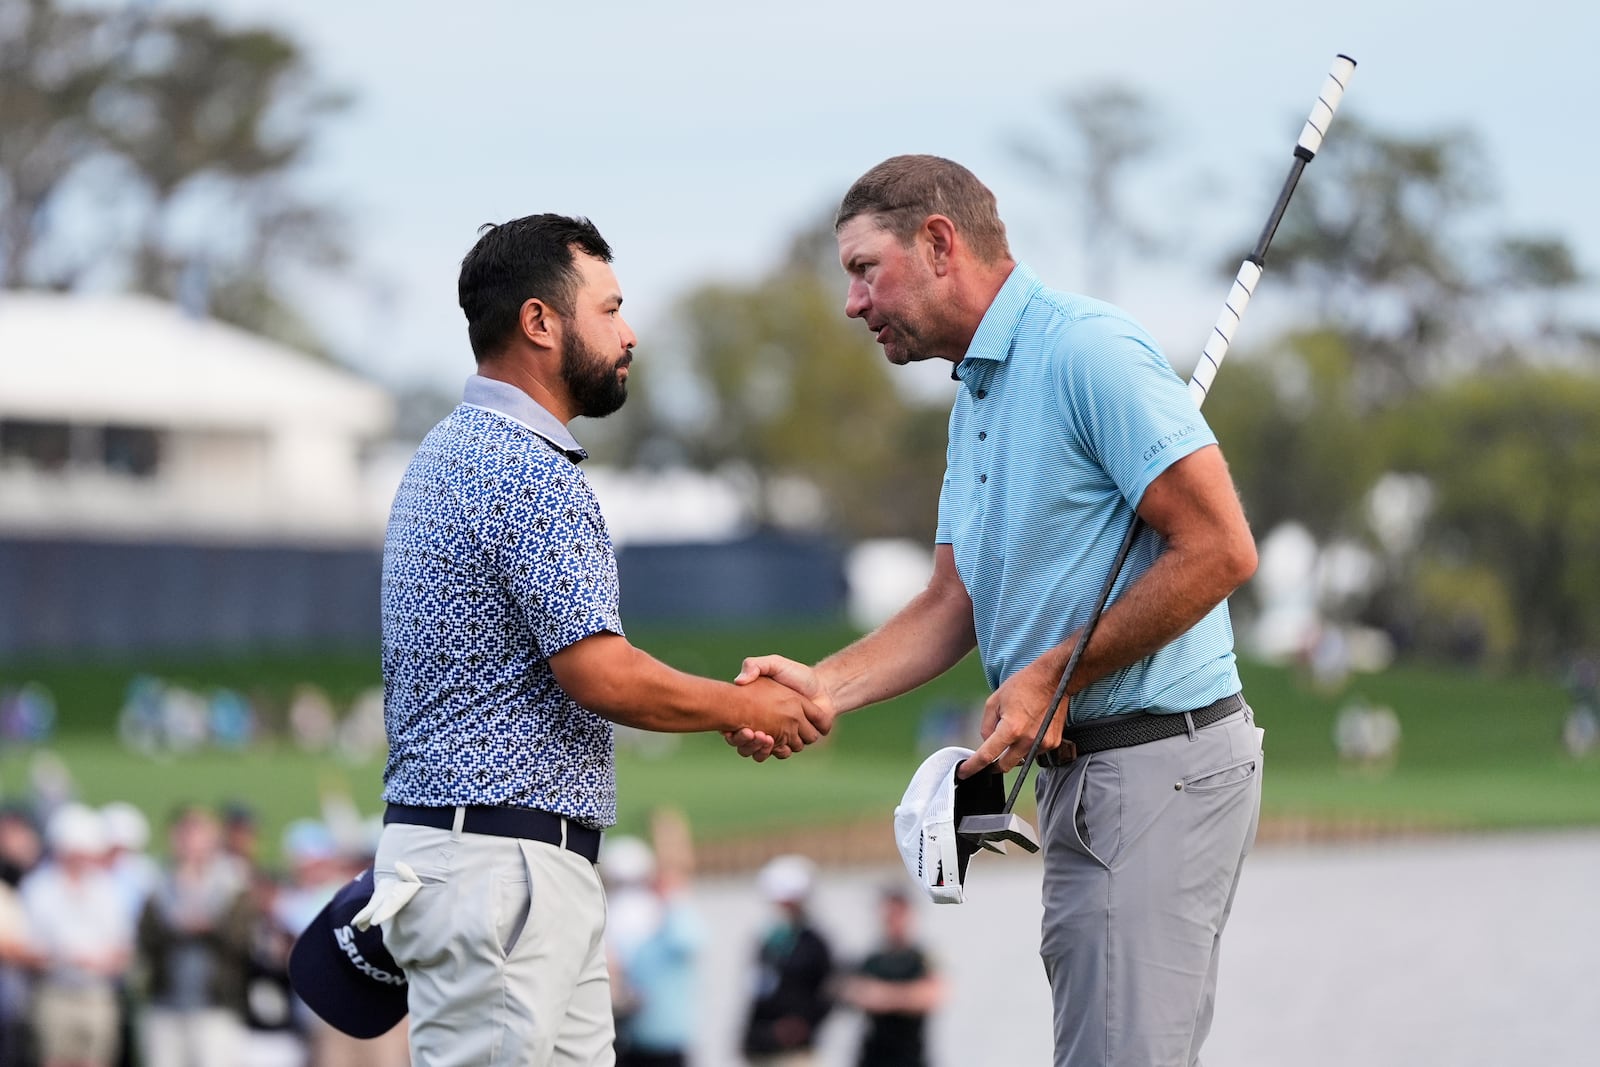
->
[978,431,987,441]
[979,474,988,483]
[976,389,988,399]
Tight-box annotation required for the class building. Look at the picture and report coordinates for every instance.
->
[0,292,396,655]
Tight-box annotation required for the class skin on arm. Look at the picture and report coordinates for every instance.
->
[840,972,947,1014]
[958,444,1257,776]
[550,632,826,756]
[730,544,977,758]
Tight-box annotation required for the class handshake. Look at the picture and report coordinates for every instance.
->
[722,655,834,762]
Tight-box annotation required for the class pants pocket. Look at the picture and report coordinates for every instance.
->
[1180,754,1260,792]
[495,842,535,959]
[1045,755,1119,869]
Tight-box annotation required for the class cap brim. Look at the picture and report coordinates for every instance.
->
[288,910,408,1039]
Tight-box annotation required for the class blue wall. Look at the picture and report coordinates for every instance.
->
[0,532,847,657]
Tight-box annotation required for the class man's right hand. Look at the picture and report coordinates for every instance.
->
[730,675,828,759]
[725,655,838,760]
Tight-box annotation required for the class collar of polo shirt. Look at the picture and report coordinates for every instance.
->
[461,374,589,463]
[951,264,1045,393]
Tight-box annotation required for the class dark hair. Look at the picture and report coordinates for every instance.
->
[457,214,613,361]
[835,155,1010,263]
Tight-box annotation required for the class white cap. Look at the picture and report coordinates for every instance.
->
[100,801,150,852]
[599,834,656,887]
[757,854,814,904]
[46,803,108,856]
[893,746,981,904]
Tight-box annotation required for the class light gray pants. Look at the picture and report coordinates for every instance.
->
[1036,706,1263,1067]
[374,821,614,1067]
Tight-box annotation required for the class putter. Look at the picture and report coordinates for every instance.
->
[959,53,1358,856]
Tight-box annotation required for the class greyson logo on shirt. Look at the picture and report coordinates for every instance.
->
[335,924,406,987]
[1142,424,1198,463]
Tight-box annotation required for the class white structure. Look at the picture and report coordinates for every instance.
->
[0,293,395,544]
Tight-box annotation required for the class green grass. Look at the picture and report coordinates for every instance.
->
[3,622,1596,858]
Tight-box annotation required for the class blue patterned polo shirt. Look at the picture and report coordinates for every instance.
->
[936,264,1242,723]
[380,375,622,827]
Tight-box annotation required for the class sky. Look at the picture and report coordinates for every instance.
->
[186,0,1598,396]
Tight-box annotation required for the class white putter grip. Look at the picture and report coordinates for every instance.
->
[1297,54,1357,157]
[1189,262,1260,409]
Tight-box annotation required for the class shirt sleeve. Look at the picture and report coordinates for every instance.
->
[474,447,624,657]
[1051,312,1217,509]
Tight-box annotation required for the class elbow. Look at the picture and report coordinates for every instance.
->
[1225,534,1258,591]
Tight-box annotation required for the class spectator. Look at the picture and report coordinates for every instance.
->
[99,803,156,1067]
[238,872,305,1067]
[219,802,263,884]
[0,805,41,1067]
[20,803,132,1067]
[741,855,833,1066]
[136,805,255,1067]
[270,820,348,940]
[273,820,405,1067]
[606,811,704,1067]
[0,804,43,889]
[838,887,945,1067]
[100,803,159,928]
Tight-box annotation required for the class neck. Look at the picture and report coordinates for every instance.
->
[477,354,573,423]
[942,257,1017,362]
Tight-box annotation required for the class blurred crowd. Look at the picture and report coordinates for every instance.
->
[0,794,403,1067]
[0,786,948,1067]
[602,813,945,1067]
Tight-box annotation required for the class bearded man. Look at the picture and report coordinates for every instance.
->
[367,214,826,1066]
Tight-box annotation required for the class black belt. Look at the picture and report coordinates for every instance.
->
[1037,692,1246,768]
[383,804,602,864]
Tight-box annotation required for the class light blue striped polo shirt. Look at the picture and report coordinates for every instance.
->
[936,264,1242,722]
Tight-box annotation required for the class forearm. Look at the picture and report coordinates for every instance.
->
[818,582,976,714]
[1049,445,1256,696]
[1051,542,1244,696]
[558,638,749,733]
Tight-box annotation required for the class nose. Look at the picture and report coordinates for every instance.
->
[619,315,638,352]
[844,278,869,320]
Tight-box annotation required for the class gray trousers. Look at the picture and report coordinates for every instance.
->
[1036,705,1262,1067]
[374,822,614,1067]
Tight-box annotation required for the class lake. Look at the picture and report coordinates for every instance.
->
[681,830,1600,1066]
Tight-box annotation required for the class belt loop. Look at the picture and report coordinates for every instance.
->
[451,805,466,840]
[1183,711,1197,741]
[559,816,569,851]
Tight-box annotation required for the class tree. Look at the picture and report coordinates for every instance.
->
[613,217,951,540]
[1202,328,1382,544]
[1212,112,1598,669]
[1012,83,1162,299]
[1264,114,1587,406]
[1379,369,1600,668]
[0,0,348,352]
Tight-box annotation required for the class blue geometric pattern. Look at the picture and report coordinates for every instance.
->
[380,400,622,827]
[936,264,1242,722]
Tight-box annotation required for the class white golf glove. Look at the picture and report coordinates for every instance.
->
[352,860,422,931]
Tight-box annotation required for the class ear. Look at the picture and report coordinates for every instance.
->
[519,298,560,352]
[924,215,957,277]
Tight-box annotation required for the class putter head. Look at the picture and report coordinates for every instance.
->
[953,764,1042,859]
[957,811,1040,854]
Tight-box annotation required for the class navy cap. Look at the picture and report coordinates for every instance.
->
[287,869,408,1039]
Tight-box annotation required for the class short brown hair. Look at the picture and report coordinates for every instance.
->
[835,155,1010,262]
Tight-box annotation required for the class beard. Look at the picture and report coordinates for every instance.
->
[561,328,630,419]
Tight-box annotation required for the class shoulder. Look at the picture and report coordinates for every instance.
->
[439,407,584,495]
[1022,289,1160,358]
